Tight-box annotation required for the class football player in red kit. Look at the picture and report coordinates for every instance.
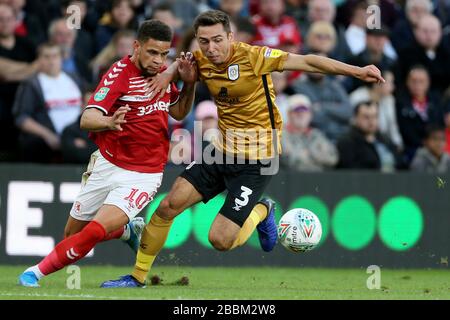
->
[18,19,197,287]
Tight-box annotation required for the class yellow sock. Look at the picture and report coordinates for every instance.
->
[230,203,268,249]
[131,214,173,284]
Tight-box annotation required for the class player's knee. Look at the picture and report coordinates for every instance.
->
[157,197,183,220]
[64,225,78,238]
[208,234,233,251]
[63,227,73,239]
[156,198,175,220]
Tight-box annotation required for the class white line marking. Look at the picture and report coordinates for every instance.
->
[0,292,147,300]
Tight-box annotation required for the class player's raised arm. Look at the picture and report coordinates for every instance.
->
[282,53,385,84]
[80,105,131,132]
[146,52,199,99]
[169,52,198,120]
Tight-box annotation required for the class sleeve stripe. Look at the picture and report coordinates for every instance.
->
[85,105,108,115]
[169,95,180,107]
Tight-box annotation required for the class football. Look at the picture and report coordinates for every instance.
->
[277,208,322,252]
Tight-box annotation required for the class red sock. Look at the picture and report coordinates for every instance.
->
[102,226,125,241]
[38,221,106,275]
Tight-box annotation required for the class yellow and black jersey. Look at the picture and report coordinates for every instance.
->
[193,42,289,160]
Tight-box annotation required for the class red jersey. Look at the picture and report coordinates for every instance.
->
[86,56,180,173]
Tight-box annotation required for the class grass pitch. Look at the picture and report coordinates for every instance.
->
[0,265,449,300]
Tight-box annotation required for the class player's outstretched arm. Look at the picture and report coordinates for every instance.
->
[282,54,385,84]
[80,105,130,132]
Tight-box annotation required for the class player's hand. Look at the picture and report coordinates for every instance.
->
[145,71,172,100]
[109,105,130,131]
[177,51,198,84]
[355,65,385,84]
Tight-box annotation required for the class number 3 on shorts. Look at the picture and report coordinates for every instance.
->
[232,186,253,211]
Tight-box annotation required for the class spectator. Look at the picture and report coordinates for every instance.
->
[233,16,256,44]
[302,0,351,61]
[337,0,400,29]
[12,42,83,163]
[285,0,308,29]
[397,14,450,92]
[345,25,396,91]
[344,1,368,56]
[391,0,433,53]
[343,1,398,60]
[90,29,135,82]
[304,21,336,56]
[252,0,302,54]
[291,52,353,142]
[95,0,137,54]
[48,18,92,84]
[219,0,246,20]
[337,101,399,171]
[350,70,404,150]
[61,88,97,164]
[61,0,95,60]
[410,124,450,172]
[282,94,338,171]
[396,65,445,164]
[21,0,57,32]
[0,3,36,160]
[349,26,396,72]
[151,3,183,56]
[65,0,101,34]
[8,0,45,46]
[142,0,200,32]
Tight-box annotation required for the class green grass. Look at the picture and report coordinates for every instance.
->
[1,265,449,300]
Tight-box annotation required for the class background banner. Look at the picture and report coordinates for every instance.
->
[0,164,448,268]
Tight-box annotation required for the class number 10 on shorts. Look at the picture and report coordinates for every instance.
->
[124,188,151,210]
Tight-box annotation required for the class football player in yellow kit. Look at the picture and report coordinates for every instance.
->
[102,10,384,287]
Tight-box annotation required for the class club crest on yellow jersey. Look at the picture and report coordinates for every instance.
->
[227,64,239,81]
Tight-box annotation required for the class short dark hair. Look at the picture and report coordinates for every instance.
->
[37,42,63,57]
[424,124,445,140]
[137,19,172,43]
[193,10,231,34]
[354,100,378,116]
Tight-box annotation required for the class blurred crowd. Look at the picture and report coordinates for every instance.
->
[0,0,449,173]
